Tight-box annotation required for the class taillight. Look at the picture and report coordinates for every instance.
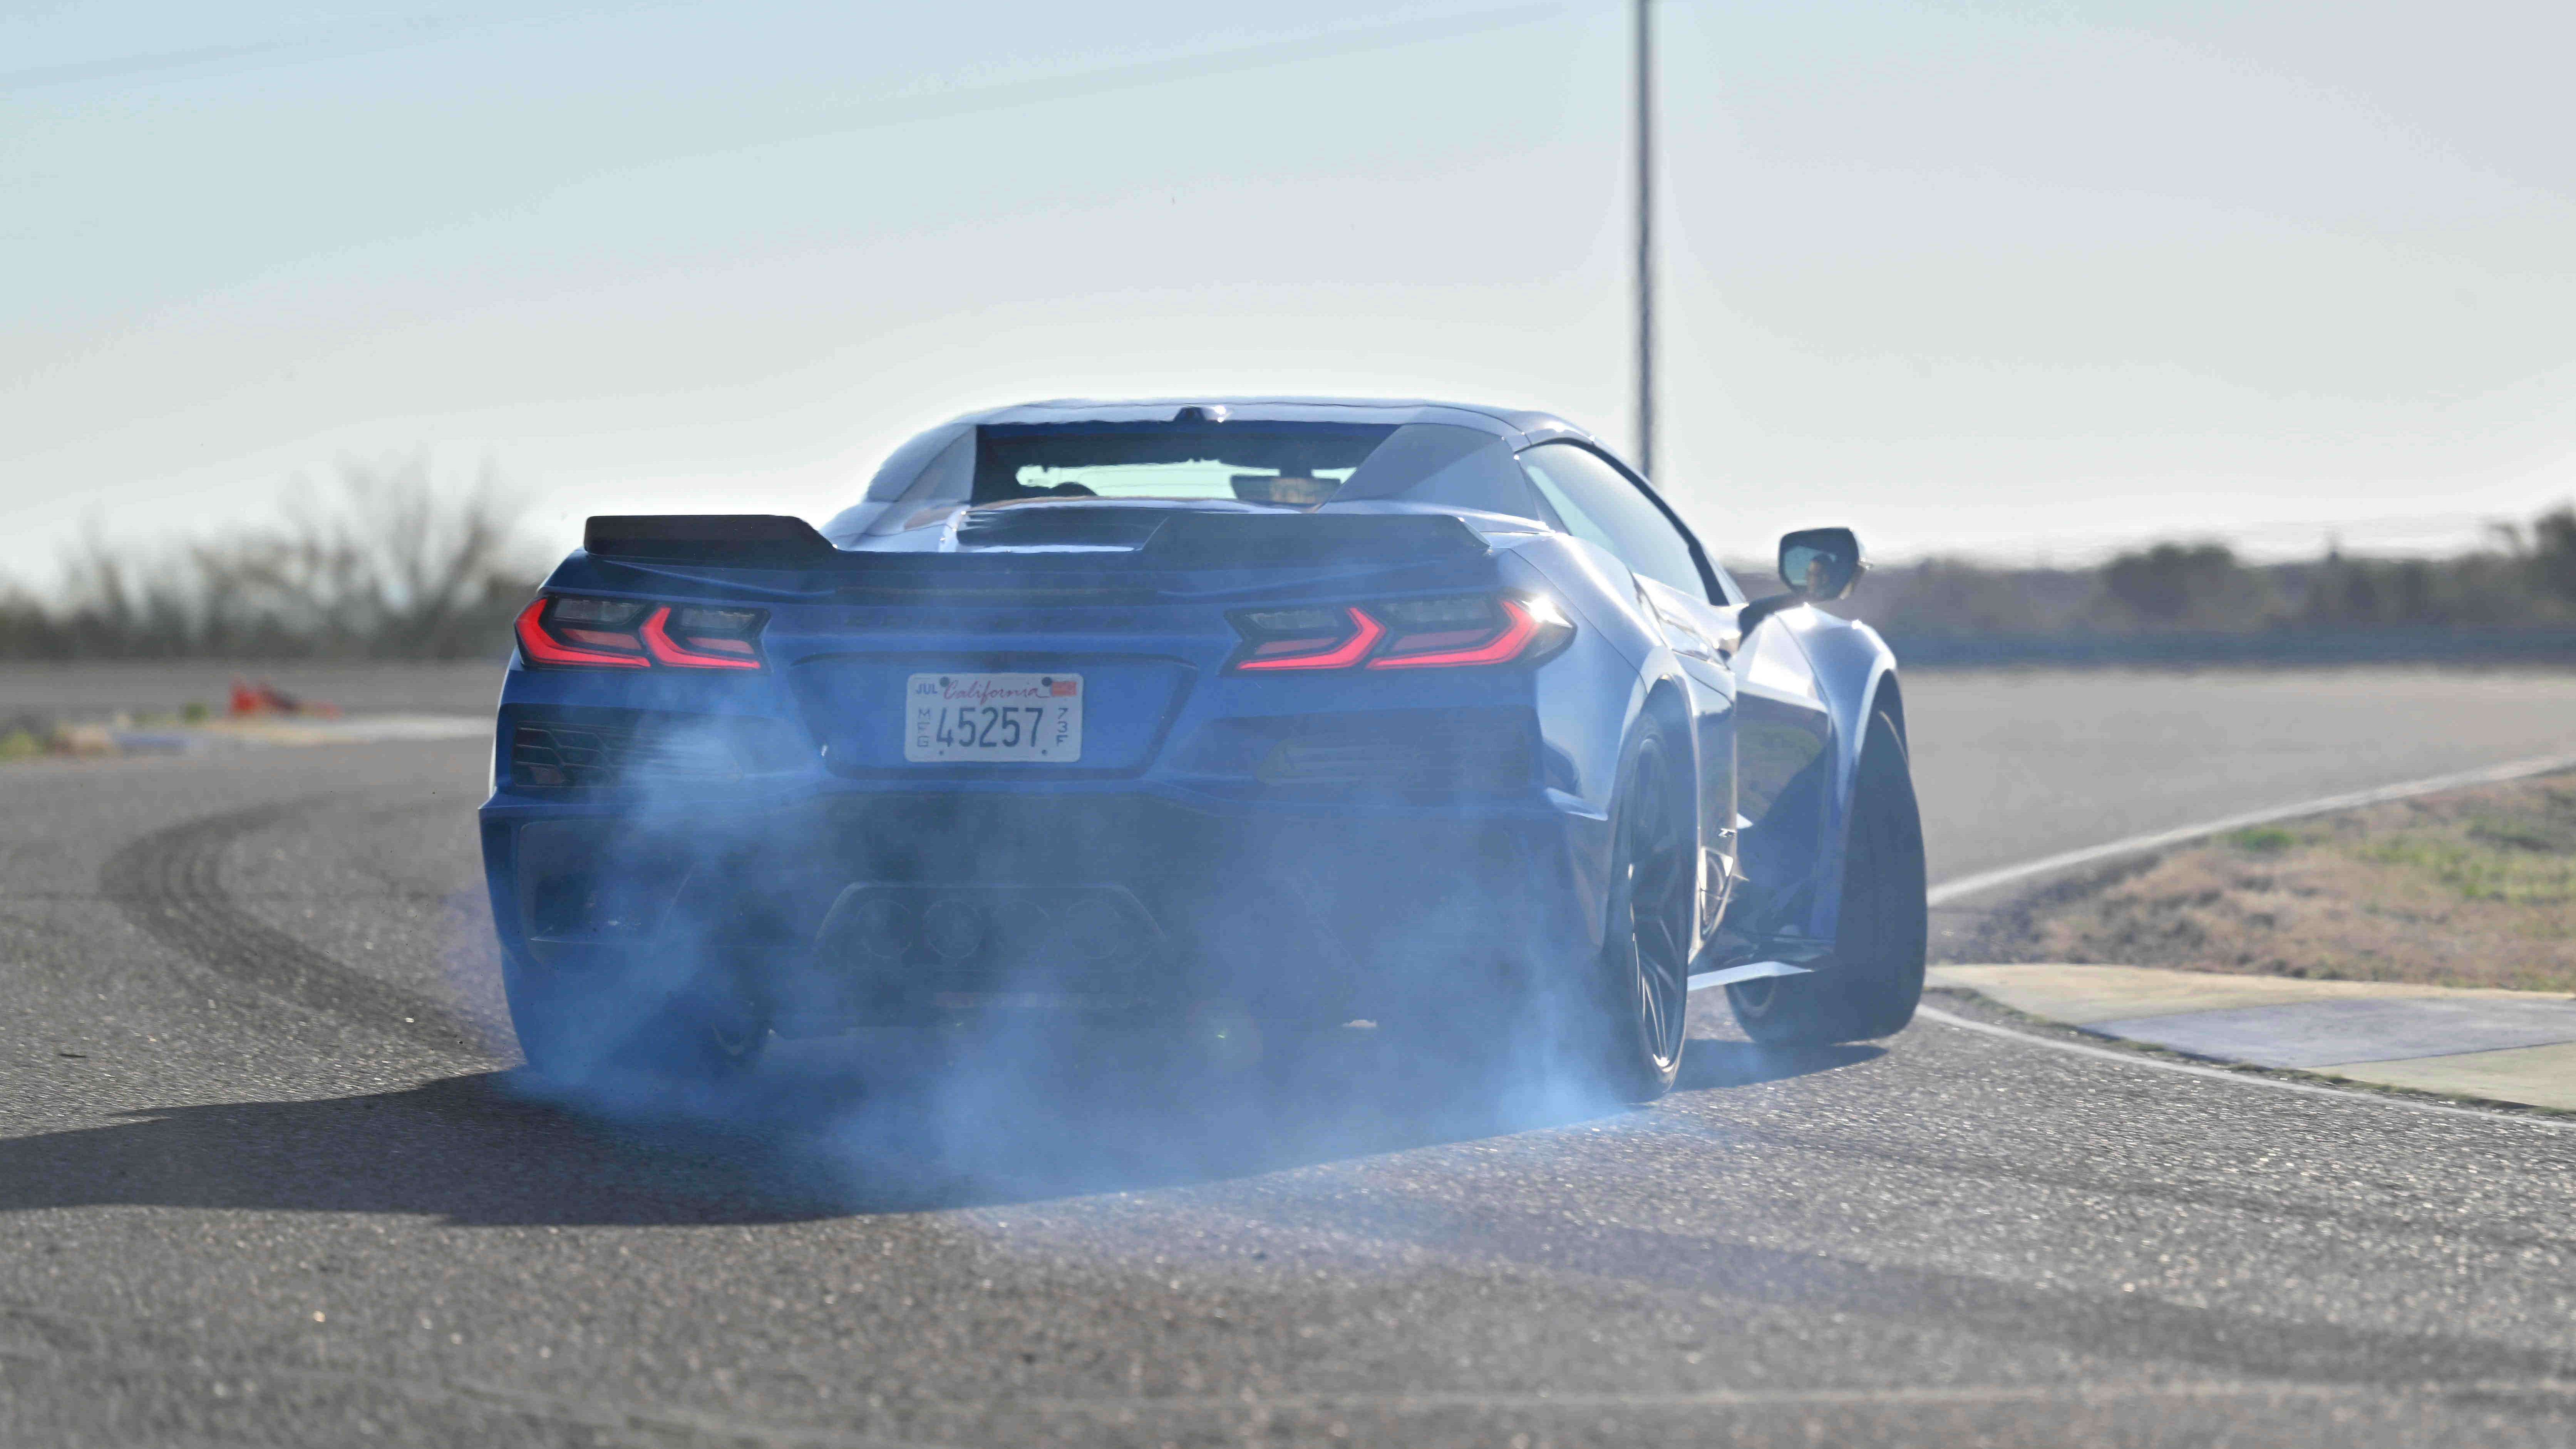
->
[1233,605,1387,672]
[516,597,647,668]
[641,606,764,669]
[1225,594,1569,673]
[516,596,767,670]
[1372,595,1553,668]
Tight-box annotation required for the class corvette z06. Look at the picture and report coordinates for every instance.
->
[478,397,1926,1102]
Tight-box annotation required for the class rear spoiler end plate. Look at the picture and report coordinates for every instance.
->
[584,515,840,568]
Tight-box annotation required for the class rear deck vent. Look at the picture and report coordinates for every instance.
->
[952,504,1172,550]
[1141,511,1486,566]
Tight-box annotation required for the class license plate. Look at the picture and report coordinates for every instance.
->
[905,672,1083,762]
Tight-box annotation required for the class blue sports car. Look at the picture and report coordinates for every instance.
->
[479,397,1925,1102]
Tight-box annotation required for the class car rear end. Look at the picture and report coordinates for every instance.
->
[479,504,1633,1059]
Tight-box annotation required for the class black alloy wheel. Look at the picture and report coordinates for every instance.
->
[1588,721,1695,1102]
[701,989,771,1065]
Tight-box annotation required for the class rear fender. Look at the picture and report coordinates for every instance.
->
[1638,675,1704,940]
[1552,672,1698,966]
[1781,613,1903,948]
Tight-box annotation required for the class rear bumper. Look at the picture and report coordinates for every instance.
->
[480,784,1609,1031]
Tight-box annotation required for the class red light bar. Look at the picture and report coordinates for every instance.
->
[641,606,763,670]
[1370,597,1542,669]
[1236,606,1386,671]
[515,599,647,668]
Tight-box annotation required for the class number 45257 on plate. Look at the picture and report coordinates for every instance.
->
[905,673,1083,763]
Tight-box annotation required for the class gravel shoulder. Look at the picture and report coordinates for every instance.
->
[1954,769,2576,992]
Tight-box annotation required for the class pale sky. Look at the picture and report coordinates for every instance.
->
[3,0,2571,587]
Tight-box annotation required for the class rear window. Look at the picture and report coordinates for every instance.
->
[975,422,1389,506]
[967,420,1548,521]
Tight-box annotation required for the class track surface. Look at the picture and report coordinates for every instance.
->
[7,669,2576,1447]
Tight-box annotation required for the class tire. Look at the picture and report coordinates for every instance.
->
[504,955,769,1086]
[637,980,771,1084]
[1572,716,1695,1102]
[499,955,584,1079]
[1727,710,1927,1045]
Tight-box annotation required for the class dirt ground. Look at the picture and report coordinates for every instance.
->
[1963,772,2576,992]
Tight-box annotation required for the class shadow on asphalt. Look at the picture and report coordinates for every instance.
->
[1676,1039,1882,1090]
[0,1033,1877,1227]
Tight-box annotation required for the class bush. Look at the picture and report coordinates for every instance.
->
[3,453,543,661]
[2226,826,2299,854]
[1830,503,2576,644]
[2097,543,2276,629]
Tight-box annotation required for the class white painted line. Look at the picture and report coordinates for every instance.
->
[1019,1374,2576,1414]
[1915,1004,2576,1132]
[208,714,491,745]
[1926,750,2576,907]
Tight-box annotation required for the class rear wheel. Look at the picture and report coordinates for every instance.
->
[1727,710,1926,1045]
[640,981,771,1083]
[1574,718,1695,1102]
[505,957,770,1085]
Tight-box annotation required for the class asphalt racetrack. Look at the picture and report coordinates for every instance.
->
[9,667,2576,1447]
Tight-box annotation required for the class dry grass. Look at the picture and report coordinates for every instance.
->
[1966,773,2576,992]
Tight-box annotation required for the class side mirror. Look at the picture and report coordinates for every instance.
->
[1778,527,1864,601]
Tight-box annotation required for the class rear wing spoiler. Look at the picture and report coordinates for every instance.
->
[581,511,1488,570]
[584,515,840,567]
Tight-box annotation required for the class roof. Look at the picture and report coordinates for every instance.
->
[934,396,1596,446]
[837,396,1620,526]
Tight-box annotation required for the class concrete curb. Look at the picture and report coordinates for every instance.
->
[12,714,488,761]
[1929,964,2576,1112]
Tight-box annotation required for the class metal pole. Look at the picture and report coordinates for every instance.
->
[1633,0,1656,480]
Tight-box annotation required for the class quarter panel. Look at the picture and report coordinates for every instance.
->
[1509,534,1663,670]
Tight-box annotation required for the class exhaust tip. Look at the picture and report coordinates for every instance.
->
[921,898,986,960]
